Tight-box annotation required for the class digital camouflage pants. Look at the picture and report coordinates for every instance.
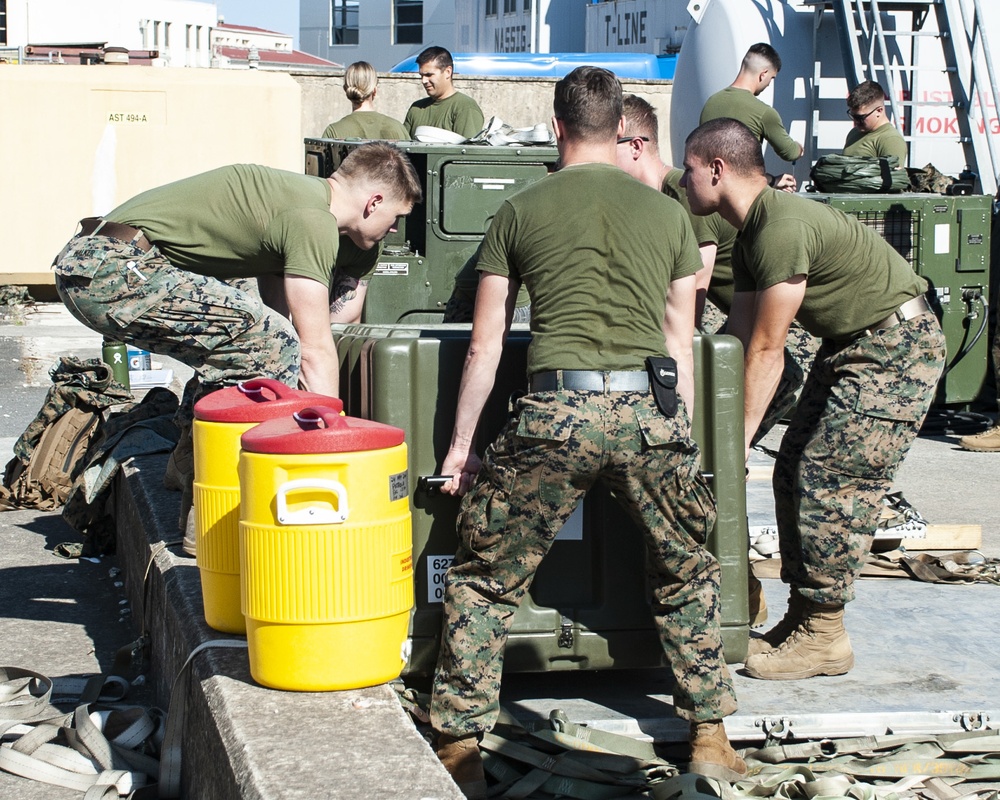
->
[701,300,821,446]
[774,312,946,605]
[429,385,739,737]
[52,233,300,428]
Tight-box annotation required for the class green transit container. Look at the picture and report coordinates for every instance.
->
[306,139,559,324]
[332,324,750,673]
[806,192,993,406]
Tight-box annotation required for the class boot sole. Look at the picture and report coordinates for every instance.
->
[744,653,854,681]
[959,444,1000,452]
[688,760,748,782]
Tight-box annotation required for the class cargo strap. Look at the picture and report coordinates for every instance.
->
[730,730,1000,800]
[864,549,1000,586]
[393,685,1000,800]
[393,687,679,798]
[1,639,248,799]
[0,664,161,799]
[753,549,1000,586]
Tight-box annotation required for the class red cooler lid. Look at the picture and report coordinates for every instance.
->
[240,406,405,454]
[194,378,343,423]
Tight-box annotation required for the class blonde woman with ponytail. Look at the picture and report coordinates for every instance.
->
[322,61,409,140]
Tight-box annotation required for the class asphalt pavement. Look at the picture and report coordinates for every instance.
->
[1,301,998,799]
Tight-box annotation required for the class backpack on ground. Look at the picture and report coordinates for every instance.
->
[1,357,131,511]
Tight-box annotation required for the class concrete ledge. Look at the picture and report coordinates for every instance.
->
[115,453,462,799]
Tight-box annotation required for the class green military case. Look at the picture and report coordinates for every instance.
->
[806,193,993,406]
[331,324,749,674]
[306,138,559,324]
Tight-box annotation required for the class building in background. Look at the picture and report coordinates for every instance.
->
[211,21,339,70]
[300,0,455,71]
[584,0,691,55]
[453,0,588,54]
[0,0,332,70]
[2,0,216,66]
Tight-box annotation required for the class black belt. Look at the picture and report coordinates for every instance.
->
[78,217,153,253]
[852,294,932,341]
[529,370,649,392]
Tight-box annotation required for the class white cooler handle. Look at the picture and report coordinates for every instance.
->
[276,479,349,525]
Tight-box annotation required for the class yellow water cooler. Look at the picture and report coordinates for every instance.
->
[238,406,413,691]
[193,379,341,634]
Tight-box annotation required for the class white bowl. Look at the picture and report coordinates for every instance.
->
[413,126,468,144]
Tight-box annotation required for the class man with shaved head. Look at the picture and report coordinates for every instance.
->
[700,43,802,190]
[681,117,945,681]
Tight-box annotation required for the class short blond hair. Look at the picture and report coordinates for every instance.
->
[338,142,423,206]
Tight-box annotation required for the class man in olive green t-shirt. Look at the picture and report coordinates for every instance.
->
[682,117,946,682]
[403,46,484,139]
[843,80,908,163]
[618,93,819,629]
[52,143,421,552]
[700,43,802,191]
[428,67,746,798]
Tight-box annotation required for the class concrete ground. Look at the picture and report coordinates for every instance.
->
[1,302,998,798]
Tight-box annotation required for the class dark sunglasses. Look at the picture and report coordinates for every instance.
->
[848,107,880,122]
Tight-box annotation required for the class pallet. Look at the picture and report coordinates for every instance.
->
[879,524,982,552]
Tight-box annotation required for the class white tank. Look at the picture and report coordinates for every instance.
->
[669,0,813,185]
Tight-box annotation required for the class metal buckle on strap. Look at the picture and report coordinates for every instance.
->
[78,217,153,253]
[529,370,649,392]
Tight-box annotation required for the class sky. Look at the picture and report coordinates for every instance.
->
[214,0,300,48]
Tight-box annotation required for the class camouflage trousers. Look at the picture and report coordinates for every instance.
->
[701,300,821,446]
[774,311,946,605]
[429,385,738,737]
[52,233,300,427]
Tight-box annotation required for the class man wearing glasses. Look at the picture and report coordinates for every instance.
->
[843,81,908,164]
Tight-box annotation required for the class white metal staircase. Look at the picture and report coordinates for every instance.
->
[809,0,999,194]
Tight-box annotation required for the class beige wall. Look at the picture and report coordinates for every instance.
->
[1,66,302,286]
[297,71,675,163]
[1,66,672,288]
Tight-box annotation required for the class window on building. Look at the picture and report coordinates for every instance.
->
[503,0,516,13]
[332,0,359,45]
[0,1,7,46]
[524,0,531,10]
[395,0,422,45]
[485,0,497,17]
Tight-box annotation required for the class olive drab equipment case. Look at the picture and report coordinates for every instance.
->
[332,324,750,674]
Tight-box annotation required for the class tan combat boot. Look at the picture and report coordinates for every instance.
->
[436,733,487,800]
[745,588,808,658]
[689,720,747,782]
[744,602,854,680]
[747,570,767,628]
[959,424,1000,452]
